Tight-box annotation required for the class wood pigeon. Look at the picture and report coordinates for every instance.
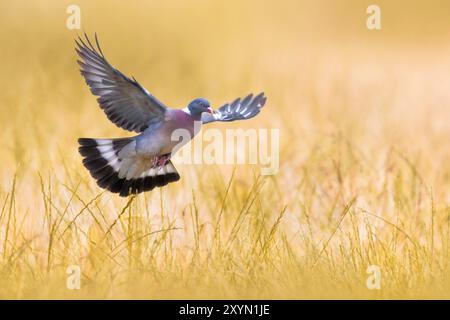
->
[76,34,267,197]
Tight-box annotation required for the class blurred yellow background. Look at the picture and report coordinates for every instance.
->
[1,0,450,299]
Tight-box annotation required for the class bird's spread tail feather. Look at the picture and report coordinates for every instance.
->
[78,138,180,197]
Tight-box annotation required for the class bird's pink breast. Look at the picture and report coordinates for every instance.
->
[158,110,199,154]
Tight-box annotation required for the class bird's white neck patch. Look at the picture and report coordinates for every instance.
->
[182,107,191,115]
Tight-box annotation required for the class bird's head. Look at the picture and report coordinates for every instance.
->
[187,98,213,117]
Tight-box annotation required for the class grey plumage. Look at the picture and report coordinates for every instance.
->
[201,92,266,123]
[76,34,267,197]
[79,138,179,197]
[76,34,167,133]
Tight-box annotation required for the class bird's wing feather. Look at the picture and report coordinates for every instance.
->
[202,92,267,124]
[76,34,168,133]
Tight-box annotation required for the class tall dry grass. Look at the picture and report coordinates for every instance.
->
[1,0,450,299]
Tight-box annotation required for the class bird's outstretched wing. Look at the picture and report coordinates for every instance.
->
[75,34,168,133]
[202,92,267,124]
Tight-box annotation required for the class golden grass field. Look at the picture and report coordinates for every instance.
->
[1,0,450,299]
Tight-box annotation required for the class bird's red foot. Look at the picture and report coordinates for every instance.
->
[152,154,171,168]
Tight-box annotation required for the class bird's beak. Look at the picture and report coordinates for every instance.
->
[207,107,213,114]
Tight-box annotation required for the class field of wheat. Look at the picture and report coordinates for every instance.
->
[1,0,450,299]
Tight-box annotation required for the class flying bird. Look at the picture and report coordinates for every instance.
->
[76,34,267,197]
